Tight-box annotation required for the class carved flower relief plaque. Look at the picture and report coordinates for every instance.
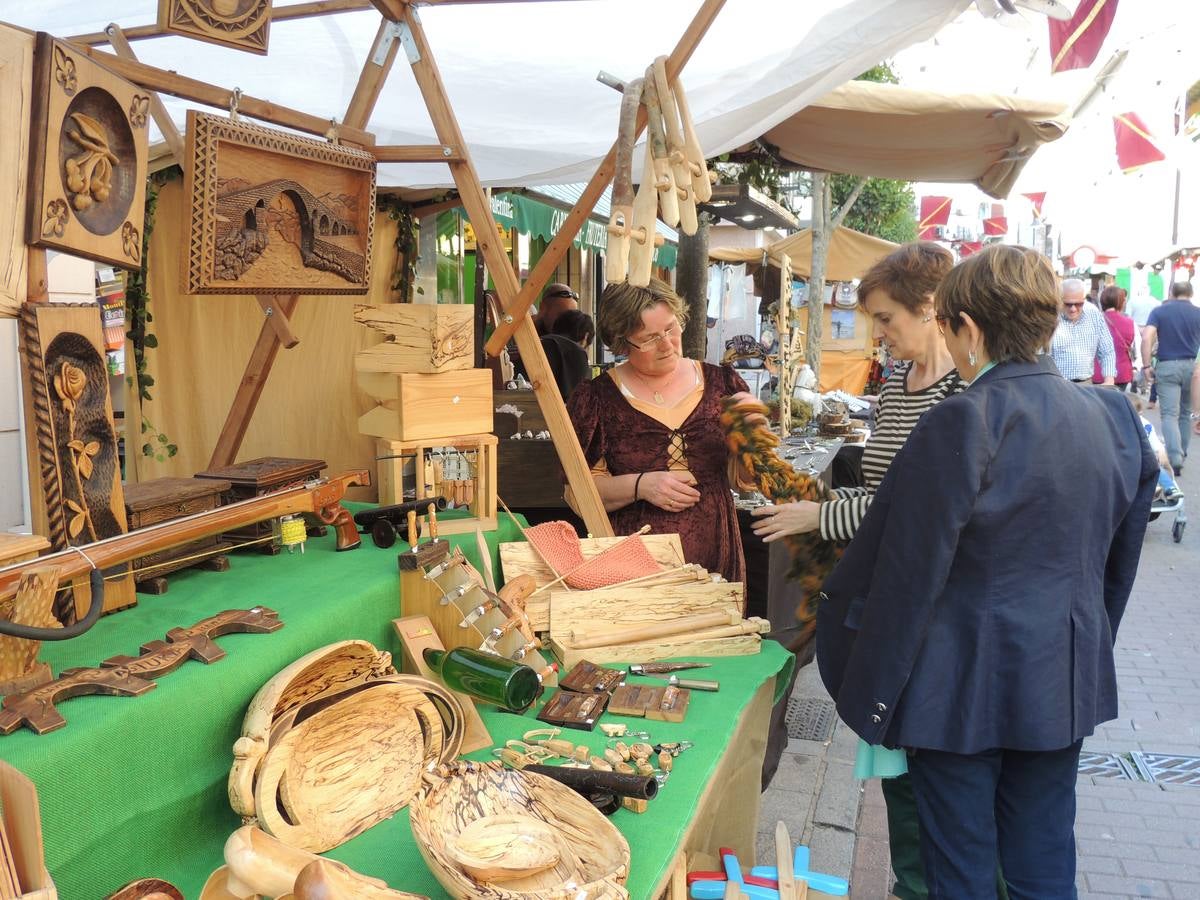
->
[26,34,149,270]
[158,0,272,55]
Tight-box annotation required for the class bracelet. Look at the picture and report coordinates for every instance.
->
[633,472,646,501]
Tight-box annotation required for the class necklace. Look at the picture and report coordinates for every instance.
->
[626,361,684,405]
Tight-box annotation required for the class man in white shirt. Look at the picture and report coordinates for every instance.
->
[1050,278,1116,384]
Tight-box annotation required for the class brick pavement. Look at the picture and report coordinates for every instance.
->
[760,409,1200,899]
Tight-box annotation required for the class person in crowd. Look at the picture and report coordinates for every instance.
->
[1129,289,1161,404]
[817,245,1157,900]
[749,241,964,900]
[1128,394,1183,500]
[1094,286,1136,390]
[541,309,594,401]
[1141,281,1200,475]
[566,278,752,583]
[534,283,579,336]
[1050,277,1116,385]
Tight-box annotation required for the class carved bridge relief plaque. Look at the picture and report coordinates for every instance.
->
[26,33,149,270]
[182,111,377,296]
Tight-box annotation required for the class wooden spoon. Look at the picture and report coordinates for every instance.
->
[449,814,561,883]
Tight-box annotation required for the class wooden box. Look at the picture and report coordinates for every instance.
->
[123,477,232,594]
[357,370,493,442]
[375,434,497,536]
[0,761,57,899]
[194,457,326,553]
[355,304,473,375]
[0,535,49,569]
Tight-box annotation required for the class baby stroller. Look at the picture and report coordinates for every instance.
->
[1149,489,1186,543]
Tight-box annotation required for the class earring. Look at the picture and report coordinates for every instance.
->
[968,349,977,367]
[922,315,932,322]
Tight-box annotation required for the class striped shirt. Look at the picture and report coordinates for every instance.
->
[1050,302,1116,380]
[818,363,966,541]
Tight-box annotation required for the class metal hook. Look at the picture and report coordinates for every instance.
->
[325,116,341,145]
[229,87,242,123]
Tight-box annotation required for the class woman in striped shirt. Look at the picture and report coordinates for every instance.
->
[751,241,966,900]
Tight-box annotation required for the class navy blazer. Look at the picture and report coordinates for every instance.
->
[816,357,1158,754]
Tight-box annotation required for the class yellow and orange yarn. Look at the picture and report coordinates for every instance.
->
[721,397,843,653]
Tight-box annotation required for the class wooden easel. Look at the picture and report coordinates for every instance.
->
[65,0,729,535]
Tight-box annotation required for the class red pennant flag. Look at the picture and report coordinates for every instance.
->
[1049,0,1118,74]
[1113,112,1166,172]
[983,203,1007,237]
[1022,192,1047,219]
[918,196,951,240]
[957,241,983,258]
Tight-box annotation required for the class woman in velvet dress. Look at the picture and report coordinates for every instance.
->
[566,278,753,585]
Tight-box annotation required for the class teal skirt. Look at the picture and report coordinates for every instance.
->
[854,739,908,779]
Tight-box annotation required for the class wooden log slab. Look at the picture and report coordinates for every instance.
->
[549,633,761,671]
[549,581,743,639]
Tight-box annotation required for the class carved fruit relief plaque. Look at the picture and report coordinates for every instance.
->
[26,34,150,271]
[158,0,272,55]
[183,111,376,296]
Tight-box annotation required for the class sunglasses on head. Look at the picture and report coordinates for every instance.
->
[548,289,578,299]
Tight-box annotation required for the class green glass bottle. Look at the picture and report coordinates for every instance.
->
[423,647,542,712]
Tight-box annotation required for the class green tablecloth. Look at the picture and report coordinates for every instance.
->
[2,509,791,899]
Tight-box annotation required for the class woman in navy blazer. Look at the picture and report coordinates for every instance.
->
[816,245,1158,899]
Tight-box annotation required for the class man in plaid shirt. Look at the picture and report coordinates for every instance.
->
[1050,278,1116,385]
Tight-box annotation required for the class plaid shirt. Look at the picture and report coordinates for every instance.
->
[1050,302,1116,380]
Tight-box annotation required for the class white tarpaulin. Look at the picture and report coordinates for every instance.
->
[10,0,971,189]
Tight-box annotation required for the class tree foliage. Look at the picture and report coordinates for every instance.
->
[831,174,917,243]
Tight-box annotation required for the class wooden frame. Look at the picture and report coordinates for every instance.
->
[157,0,273,55]
[26,32,149,271]
[182,111,376,295]
[374,433,497,535]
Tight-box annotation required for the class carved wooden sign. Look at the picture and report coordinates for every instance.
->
[183,111,376,295]
[26,33,149,270]
[158,0,272,55]
[18,303,137,620]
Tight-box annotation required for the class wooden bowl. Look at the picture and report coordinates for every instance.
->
[410,761,630,899]
[449,815,563,882]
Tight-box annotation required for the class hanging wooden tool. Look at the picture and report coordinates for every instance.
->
[627,139,661,289]
[641,73,681,229]
[605,77,643,285]
[672,74,714,205]
[651,56,698,236]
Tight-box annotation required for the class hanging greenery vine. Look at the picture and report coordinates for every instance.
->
[126,166,180,462]
[378,195,419,303]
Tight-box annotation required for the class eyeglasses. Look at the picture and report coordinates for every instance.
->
[626,321,682,352]
[547,289,579,300]
[1062,301,1085,310]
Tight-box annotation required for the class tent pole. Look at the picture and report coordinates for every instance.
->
[396,3,614,536]
[483,0,728,357]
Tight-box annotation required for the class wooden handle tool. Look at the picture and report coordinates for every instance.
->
[606,77,644,284]
[641,70,681,228]
[627,139,661,289]
[406,509,418,547]
[567,609,739,649]
[672,74,713,203]
[651,55,697,235]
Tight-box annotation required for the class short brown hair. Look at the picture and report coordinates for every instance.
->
[857,241,954,312]
[1100,286,1127,311]
[597,277,689,353]
[934,244,1059,363]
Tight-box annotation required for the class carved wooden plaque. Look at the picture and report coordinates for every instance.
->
[183,111,376,295]
[25,33,150,271]
[158,0,272,55]
[18,303,137,620]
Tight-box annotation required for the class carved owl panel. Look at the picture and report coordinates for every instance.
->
[25,33,150,271]
[158,0,272,55]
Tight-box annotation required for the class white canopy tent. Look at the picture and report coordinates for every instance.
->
[12,0,974,190]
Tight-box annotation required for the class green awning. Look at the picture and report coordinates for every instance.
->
[488,192,677,269]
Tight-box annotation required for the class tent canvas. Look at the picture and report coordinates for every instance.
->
[711,226,897,282]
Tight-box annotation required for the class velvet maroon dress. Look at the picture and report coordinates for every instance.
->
[567,362,748,585]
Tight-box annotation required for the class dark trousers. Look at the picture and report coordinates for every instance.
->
[907,741,1083,900]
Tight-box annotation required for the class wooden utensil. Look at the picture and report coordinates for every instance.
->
[448,815,562,882]
[640,72,680,228]
[627,138,661,289]
[776,820,800,900]
[291,858,425,899]
[651,56,697,236]
[671,74,713,203]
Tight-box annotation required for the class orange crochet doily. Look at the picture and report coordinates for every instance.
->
[524,521,663,589]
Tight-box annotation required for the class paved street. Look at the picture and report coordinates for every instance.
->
[758,409,1200,898]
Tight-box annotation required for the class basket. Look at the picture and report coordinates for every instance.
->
[409,761,630,899]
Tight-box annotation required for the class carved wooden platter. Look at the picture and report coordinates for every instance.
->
[410,761,630,900]
[254,682,445,852]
